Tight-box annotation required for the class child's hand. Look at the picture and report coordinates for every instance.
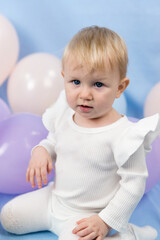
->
[26,146,53,189]
[72,215,110,240]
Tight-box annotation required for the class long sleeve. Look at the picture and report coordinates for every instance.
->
[38,132,56,162]
[32,90,67,162]
[31,132,56,162]
[98,145,148,232]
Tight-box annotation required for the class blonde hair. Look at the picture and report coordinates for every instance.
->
[62,26,128,79]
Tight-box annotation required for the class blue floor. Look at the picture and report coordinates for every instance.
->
[0,182,160,239]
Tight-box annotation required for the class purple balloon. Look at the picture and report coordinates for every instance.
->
[128,116,138,123]
[0,113,54,194]
[145,136,160,193]
[129,116,160,193]
[0,98,11,121]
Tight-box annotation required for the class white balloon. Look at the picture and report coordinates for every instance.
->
[7,53,64,115]
[0,14,19,86]
[144,82,160,117]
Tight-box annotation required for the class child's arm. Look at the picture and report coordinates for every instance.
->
[26,146,53,189]
[26,131,56,188]
[98,145,148,233]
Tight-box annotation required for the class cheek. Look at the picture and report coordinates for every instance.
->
[65,92,76,108]
[65,85,72,99]
[108,88,118,100]
[97,92,115,108]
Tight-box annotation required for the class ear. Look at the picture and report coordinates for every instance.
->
[61,71,64,78]
[116,78,130,98]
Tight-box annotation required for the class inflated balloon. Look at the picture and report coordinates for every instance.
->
[145,136,160,193]
[129,116,160,193]
[0,14,19,86]
[0,98,11,121]
[113,93,127,115]
[128,116,138,123]
[144,82,160,117]
[0,113,54,194]
[7,53,64,115]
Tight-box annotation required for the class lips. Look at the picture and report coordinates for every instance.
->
[78,105,93,113]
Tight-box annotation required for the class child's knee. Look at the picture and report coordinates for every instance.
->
[0,202,23,235]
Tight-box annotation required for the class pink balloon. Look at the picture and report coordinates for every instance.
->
[144,82,160,117]
[0,98,11,121]
[7,53,64,115]
[0,14,19,86]
[0,113,54,194]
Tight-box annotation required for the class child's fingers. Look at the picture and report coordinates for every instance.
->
[26,168,30,182]
[36,168,42,188]
[96,236,103,240]
[30,168,36,188]
[41,166,48,185]
[79,231,97,239]
[72,221,88,234]
[76,218,87,224]
[47,157,53,174]
[76,227,92,237]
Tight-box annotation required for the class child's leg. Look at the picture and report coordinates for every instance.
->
[106,224,158,240]
[0,183,53,235]
[58,217,79,240]
[58,216,88,240]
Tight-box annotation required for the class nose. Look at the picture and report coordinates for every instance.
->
[79,87,93,101]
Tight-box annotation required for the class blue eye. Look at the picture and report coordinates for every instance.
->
[73,80,80,85]
[95,82,103,88]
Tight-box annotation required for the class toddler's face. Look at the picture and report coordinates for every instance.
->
[62,57,127,125]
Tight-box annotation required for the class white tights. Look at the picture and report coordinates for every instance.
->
[0,183,157,240]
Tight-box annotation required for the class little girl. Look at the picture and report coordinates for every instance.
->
[1,26,159,240]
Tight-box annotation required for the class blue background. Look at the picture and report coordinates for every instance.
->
[0,0,160,118]
[0,1,160,239]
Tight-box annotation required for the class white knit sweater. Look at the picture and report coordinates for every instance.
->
[38,90,160,232]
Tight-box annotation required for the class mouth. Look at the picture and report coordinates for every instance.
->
[78,105,93,113]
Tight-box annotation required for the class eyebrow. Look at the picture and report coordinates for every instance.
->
[92,76,110,82]
[67,75,80,80]
[95,77,108,81]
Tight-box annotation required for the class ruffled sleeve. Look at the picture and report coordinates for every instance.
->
[33,90,69,160]
[42,89,69,132]
[112,114,160,168]
[99,114,160,232]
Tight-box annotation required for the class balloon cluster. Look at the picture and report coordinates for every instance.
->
[0,100,54,194]
[0,14,64,116]
[0,15,160,195]
[143,81,160,192]
[0,15,61,194]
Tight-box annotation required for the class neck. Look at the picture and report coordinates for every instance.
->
[74,109,122,128]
